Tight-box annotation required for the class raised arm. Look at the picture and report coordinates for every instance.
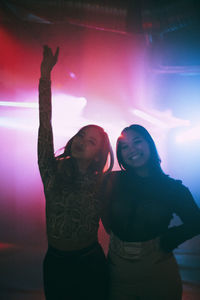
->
[38,45,59,187]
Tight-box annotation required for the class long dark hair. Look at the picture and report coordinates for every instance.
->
[117,124,163,175]
[56,124,114,174]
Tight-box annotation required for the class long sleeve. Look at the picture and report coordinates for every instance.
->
[160,182,200,252]
[100,173,112,234]
[100,172,121,234]
[38,78,56,188]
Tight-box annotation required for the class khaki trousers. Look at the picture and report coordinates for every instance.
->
[108,247,182,300]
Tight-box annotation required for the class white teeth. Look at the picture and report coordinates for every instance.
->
[130,154,140,160]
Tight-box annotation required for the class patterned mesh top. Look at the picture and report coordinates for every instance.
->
[38,79,103,251]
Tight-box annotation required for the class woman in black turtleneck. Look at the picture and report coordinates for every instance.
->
[102,124,200,300]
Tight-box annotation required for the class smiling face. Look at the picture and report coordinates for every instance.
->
[120,130,151,174]
[71,126,102,168]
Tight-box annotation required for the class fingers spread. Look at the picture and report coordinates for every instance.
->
[43,45,49,57]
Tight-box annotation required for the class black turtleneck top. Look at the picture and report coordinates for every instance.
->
[102,170,200,252]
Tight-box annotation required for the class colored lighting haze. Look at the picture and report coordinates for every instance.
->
[0,19,200,250]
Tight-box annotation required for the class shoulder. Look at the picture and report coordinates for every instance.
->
[163,175,182,186]
[161,174,191,196]
[101,170,122,192]
[103,170,123,183]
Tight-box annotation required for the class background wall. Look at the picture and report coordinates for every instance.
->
[0,1,200,295]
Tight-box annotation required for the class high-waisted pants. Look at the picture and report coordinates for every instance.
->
[108,237,182,300]
[43,242,109,300]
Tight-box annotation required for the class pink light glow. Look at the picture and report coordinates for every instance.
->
[176,124,200,143]
[69,72,77,79]
[0,96,127,167]
[0,101,38,108]
[131,108,190,129]
[1,16,199,256]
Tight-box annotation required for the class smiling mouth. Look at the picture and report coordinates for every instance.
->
[129,154,141,160]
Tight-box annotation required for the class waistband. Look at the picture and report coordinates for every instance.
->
[48,241,100,257]
[109,232,161,261]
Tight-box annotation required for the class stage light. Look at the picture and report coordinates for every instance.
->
[0,96,87,135]
[69,72,77,79]
[130,108,190,130]
[0,101,38,108]
[176,125,200,143]
[0,94,87,110]
[131,109,168,128]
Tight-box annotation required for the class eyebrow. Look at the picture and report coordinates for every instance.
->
[121,136,141,143]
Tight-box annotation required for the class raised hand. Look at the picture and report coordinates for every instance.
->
[40,45,59,80]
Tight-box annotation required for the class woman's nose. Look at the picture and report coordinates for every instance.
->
[130,142,136,149]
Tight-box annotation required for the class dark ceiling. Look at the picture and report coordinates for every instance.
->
[1,0,200,33]
[1,0,200,68]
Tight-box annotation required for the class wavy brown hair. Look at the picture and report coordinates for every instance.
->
[56,124,114,174]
